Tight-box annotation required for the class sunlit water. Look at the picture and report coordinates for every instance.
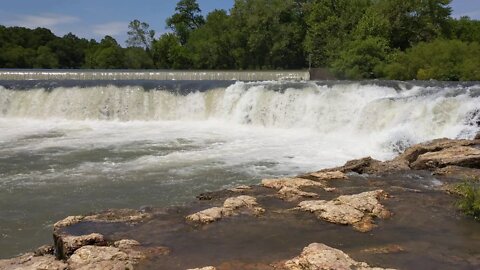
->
[0,80,479,258]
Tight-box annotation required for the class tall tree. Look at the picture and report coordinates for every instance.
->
[126,20,155,50]
[166,0,205,44]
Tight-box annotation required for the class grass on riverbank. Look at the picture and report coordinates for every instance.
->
[455,179,480,220]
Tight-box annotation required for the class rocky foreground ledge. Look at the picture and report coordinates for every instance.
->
[1,136,480,270]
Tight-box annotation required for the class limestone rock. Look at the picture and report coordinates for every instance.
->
[67,245,144,270]
[0,253,67,270]
[34,245,54,256]
[411,146,480,170]
[54,209,152,231]
[186,207,224,223]
[55,233,106,260]
[262,178,328,201]
[278,187,318,202]
[284,243,396,270]
[186,196,264,224]
[53,215,84,230]
[298,190,390,232]
[396,138,477,165]
[308,170,347,180]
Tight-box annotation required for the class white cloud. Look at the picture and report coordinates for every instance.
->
[6,13,79,28]
[92,21,128,36]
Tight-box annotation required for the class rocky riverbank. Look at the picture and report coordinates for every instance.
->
[1,136,479,270]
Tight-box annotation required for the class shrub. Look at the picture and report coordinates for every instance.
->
[455,179,480,220]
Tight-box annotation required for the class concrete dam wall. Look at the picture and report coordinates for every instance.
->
[0,70,311,81]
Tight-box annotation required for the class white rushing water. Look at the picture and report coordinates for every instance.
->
[0,80,479,258]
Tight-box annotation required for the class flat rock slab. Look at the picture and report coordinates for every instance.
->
[262,178,332,201]
[411,146,480,170]
[298,190,390,232]
[284,243,396,270]
[186,195,265,224]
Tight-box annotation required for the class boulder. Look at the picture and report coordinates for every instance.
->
[55,233,106,260]
[298,190,390,232]
[186,195,264,224]
[186,207,225,223]
[411,146,480,170]
[67,245,144,270]
[0,253,68,270]
[284,243,396,270]
[262,178,331,201]
[308,170,347,180]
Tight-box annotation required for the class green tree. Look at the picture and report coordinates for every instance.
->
[126,20,155,50]
[384,39,480,81]
[304,0,371,67]
[229,0,307,69]
[166,0,205,45]
[187,9,235,69]
[33,46,59,68]
[124,47,154,69]
[84,36,125,69]
[152,33,191,69]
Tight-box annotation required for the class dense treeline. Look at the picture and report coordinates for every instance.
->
[1,0,480,80]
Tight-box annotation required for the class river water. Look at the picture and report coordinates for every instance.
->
[0,80,479,258]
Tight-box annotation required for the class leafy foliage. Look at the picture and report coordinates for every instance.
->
[455,180,480,220]
[1,0,480,80]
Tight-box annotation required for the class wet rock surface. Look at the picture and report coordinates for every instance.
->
[186,195,265,224]
[298,190,390,232]
[261,178,333,201]
[2,137,480,269]
[284,243,396,270]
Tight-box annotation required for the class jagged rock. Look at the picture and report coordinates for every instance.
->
[186,196,264,224]
[278,187,318,202]
[298,190,390,232]
[67,246,144,270]
[186,207,225,223]
[262,178,330,201]
[395,138,478,165]
[308,170,347,180]
[262,178,325,190]
[0,253,68,270]
[223,195,258,210]
[55,233,106,260]
[187,267,217,270]
[54,209,152,231]
[228,185,252,192]
[411,146,480,170]
[319,138,480,175]
[53,215,84,230]
[34,245,54,256]
[284,243,396,270]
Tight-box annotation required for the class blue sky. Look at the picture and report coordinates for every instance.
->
[0,0,478,46]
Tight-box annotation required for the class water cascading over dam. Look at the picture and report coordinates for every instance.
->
[0,78,479,258]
